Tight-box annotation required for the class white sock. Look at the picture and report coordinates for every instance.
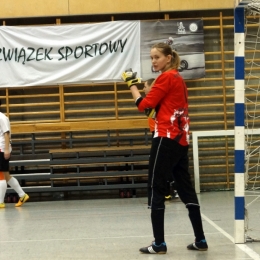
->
[7,177,25,198]
[0,180,7,203]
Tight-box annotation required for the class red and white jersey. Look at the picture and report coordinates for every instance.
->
[137,69,189,146]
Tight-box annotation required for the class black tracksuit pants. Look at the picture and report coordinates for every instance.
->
[147,137,205,244]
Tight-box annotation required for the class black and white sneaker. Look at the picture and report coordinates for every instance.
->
[187,239,208,251]
[139,242,167,254]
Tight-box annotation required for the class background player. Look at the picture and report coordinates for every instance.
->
[0,100,29,208]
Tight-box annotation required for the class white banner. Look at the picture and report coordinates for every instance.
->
[0,21,140,87]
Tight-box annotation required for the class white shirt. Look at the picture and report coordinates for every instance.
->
[0,112,12,152]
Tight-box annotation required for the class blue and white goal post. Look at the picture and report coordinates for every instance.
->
[234,0,249,244]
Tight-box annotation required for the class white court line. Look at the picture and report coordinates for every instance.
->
[202,213,260,260]
[0,233,222,244]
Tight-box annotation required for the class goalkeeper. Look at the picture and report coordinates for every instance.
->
[143,78,178,200]
[121,43,208,254]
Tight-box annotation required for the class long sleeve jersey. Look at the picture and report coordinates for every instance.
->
[0,112,12,152]
[136,69,190,146]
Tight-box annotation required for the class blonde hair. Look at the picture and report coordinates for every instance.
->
[151,43,180,70]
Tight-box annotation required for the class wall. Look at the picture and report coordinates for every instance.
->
[0,0,235,18]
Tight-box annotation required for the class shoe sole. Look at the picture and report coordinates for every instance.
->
[187,247,208,251]
[140,251,166,254]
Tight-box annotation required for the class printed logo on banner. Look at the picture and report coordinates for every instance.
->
[177,22,186,34]
[189,23,198,32]
[140,19,205,80]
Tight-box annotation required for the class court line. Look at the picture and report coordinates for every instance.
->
[0,233,220,243]
[202,213,260,260]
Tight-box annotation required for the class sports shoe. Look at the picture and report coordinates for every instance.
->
[165,195,172,200]
[139,242,167,254]
[187,239,208,251]
[0,203,5,208]
[15,194,29,207]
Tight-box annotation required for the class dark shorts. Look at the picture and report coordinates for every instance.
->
[0,152,10,171]
[148,137,199,210]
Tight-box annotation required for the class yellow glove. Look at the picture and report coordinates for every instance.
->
[121,68,141,87]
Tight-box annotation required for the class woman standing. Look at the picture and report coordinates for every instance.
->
[121,43,208,254]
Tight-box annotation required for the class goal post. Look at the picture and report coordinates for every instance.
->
[234,0,260,244]
[234,0,246,244]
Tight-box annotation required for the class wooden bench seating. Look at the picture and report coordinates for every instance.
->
[11,132,150,152]
[10,159,50,167]
[9,154,51,181]
[7,144,151,194]
[49,145,150,165]
[48,145,150,191]
[9,154,51,176]
[5,122,152,194]
[11,172,51,181]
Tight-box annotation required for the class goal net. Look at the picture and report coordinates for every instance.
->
[243,0,260,242]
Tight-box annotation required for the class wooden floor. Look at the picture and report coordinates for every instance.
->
[0,191,260,260]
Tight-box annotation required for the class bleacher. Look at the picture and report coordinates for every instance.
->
[7,122,152,196]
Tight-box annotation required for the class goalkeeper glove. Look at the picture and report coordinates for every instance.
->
[144,108,156,118]
[121,68,141,88]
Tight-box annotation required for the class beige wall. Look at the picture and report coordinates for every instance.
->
[0,0,68,18]
[0,0,234,18]
[69,0,160,15]
[160,0,235,11]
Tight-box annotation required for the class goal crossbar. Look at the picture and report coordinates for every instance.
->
[192,129,260,195]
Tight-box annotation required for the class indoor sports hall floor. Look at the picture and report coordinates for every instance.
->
[0,190,260,260]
